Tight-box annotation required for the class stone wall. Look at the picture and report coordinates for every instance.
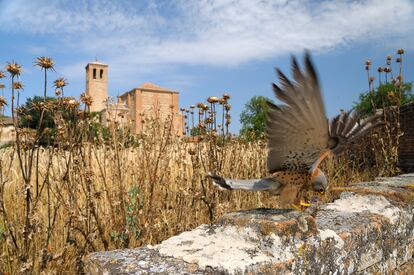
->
[399,102,414,172]
[120,83,184,136]
[86,174,414,274]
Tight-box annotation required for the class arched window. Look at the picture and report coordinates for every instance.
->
[93,68,97,79]
[100,69,104,79]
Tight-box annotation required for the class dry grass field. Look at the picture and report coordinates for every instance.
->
[0,55,403,274]
[0,118,399,274]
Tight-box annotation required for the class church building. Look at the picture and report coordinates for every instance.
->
[85,61,184,136]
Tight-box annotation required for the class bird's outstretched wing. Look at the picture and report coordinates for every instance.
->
[267,53,329,173]
[267,53,383,173]
[328,109,383,155]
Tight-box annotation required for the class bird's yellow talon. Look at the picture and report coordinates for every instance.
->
[300,201,311,207]
[290,199,311,211]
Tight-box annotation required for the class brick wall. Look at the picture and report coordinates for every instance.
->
[398,102,414,172]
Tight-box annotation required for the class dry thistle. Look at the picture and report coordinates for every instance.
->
[222,93,230,100]
[364,60,372,71]
[6,61,22,77]
[16,106,26,115]
[12,81,24,90]
[0,70,5,79]
[0,96,7,107]
[207,96,219,103]
[386,55,392,65]
[80,93,93,106]
[377,67,383,72]
[54,77,68,88]
[68,98,79,107]
[397,48,405,55]
[369,76,375,84]
[35,57,55,70]
[196,103,204,109]
[0,83,5,89]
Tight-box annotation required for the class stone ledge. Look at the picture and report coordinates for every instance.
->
[86,174,414,274]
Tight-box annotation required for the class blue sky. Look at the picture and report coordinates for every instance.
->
[1,0,413,133]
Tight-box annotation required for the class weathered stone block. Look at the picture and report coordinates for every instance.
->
[86,174,414,274]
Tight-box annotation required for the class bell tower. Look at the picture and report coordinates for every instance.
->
[85,61,108,112]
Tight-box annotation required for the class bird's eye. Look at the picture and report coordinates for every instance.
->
[318,188,325,194]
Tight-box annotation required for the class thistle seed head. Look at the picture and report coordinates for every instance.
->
[207,96,219,103]
[6,61,22,77]
[369,76,375,83]
[12,81,24,90]
[222,93,230,100]
[35,57,55,70]
[54,77,68,88]
[397,48,405,55]
[80,93,93,106]
[0,96,7,107]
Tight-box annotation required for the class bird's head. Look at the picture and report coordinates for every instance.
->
[310,168,328,194]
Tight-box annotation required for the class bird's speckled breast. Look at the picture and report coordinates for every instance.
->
[272,170,311,186]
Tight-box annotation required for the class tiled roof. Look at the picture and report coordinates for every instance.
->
[138,82,177,93]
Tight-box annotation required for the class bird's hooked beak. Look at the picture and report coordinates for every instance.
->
[311,168,328,194]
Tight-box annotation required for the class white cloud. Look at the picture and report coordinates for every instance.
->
[1,0,413,73]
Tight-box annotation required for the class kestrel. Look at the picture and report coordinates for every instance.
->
[208,52,382,208]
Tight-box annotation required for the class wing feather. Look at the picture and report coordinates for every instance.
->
[328,110,383,154]
[266,52,383,173]
[266,53,329,173]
